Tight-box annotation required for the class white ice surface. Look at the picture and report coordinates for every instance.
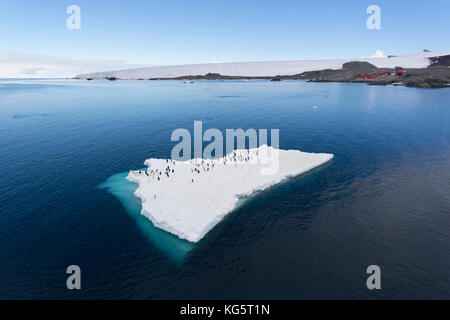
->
[127,146,333,242]
[77,51,450,79]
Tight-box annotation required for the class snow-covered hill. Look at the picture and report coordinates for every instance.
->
[76,51,450,80]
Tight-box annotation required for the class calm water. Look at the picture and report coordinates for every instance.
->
[0,79,449,299]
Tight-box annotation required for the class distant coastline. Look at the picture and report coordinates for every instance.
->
[74,51,450,88]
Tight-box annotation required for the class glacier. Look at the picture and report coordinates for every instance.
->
[76,50,450,80]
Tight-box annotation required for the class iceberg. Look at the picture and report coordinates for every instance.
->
[127,145,333,243]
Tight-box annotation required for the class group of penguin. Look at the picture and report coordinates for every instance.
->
[133,149,259,185]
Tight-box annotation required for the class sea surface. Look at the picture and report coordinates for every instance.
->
[0,79,449,299]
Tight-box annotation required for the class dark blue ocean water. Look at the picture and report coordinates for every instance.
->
[0,79,449,299]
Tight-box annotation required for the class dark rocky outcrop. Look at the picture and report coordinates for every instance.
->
[148,73,271,81]
[175,73,267,80]
[342,61,377,71]
[403,66,450,88]
[428,55,450,67]
[301,61,450,88]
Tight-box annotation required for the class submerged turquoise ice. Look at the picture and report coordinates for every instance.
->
[100,172,194,264]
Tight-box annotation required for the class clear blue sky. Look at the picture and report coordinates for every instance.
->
[1,0,449,64]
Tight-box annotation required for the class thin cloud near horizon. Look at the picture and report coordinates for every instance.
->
[0,51,153,78]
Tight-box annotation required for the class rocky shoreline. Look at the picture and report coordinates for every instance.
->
[296,56,450,89]
[266,55,450,88]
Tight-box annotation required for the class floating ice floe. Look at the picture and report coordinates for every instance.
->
[127,145,333,243]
